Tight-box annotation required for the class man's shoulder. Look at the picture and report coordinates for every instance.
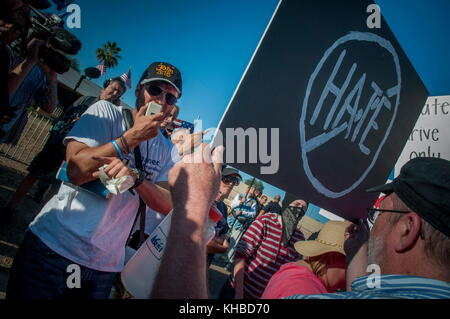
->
[216,200,227,210]
[90,99,120,110]
[84,100,124,119]
[263,212,279,220]
[73,95,98,106]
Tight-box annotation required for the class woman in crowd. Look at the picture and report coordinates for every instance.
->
[262,220,350,298]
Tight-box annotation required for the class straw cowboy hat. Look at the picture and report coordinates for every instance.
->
[294,220,351,257]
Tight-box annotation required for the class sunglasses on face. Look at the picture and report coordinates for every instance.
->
[222,175,240,186]
[367,207,412,224]
[145,85,177,105]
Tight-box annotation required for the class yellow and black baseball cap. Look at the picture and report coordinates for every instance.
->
[139,62,182,96]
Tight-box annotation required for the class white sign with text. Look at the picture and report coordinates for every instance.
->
[395,95,450,173]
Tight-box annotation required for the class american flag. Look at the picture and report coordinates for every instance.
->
[173,119,194,133]
[96,62,107,76]
[120,68,132,89]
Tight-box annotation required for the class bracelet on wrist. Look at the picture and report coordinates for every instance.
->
[120,135,131,154]
[111,139,125,160]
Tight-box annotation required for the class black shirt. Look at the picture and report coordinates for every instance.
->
[263,201,282,215]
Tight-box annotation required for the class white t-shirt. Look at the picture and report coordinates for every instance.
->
[29,100,175,272]
[131,207,165,236]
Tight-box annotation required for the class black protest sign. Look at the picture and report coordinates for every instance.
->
[216,0,429,220]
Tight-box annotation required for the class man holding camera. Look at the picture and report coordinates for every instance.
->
[1,37,58,143]
[7,62,182,299]
[1,1,58,141]
[1,0,30,127]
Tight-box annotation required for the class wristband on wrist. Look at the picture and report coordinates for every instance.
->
[130,168,146,189]
[111,139,125,160]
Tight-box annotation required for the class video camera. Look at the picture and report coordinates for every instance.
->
[12,1,82,74]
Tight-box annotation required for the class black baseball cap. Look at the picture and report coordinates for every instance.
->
[366,157,450,237]
[139,62,182,97]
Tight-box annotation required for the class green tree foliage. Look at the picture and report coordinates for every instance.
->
[95,41,122,69]
[244,178,264,192]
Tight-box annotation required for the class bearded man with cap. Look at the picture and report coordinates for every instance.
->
[286,157,450,299]
[7,62,183,299]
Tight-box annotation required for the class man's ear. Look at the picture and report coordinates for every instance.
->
[135,85,141,98]
[394,212,422,253]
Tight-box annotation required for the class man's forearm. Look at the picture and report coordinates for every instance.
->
[66,141,124,185]
[40,75,58,113]
[136,181,172,215]
[206,238,228,254]
[8,58,36,96]
[256,210,265,219]
[151,201,210,299]
[233,258,246,299]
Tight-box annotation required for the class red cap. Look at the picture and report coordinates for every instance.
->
[208,205,222,223]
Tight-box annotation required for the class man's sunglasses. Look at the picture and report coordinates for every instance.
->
[145,85,178,105]
[222,175,240,186]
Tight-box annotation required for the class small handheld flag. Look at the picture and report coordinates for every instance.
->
[120,68,132,89]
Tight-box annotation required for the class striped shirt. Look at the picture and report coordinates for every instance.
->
[234,213,305,299]
[285,275,450,299]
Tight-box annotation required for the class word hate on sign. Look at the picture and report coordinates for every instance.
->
[300,32,401,198]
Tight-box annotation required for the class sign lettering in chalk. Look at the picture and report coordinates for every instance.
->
[216,0,428,220]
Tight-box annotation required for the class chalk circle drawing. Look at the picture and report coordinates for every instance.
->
[299,32,401,198]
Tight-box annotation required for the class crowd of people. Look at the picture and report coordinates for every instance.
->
[1,0,449,300]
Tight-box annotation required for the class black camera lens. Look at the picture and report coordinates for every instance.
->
[38,45,71,74]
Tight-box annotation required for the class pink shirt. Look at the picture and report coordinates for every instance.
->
[261,262,328,299]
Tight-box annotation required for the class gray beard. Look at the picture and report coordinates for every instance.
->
[367,234,385,267]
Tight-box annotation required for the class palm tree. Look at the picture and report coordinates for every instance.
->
[95,41,122,69]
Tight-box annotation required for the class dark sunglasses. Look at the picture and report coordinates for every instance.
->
[145,85,177,105]
[222,175,240,186]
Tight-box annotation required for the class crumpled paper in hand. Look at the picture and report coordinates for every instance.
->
[98,165,135,195]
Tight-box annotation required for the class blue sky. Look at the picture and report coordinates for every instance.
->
[56,0,449,199]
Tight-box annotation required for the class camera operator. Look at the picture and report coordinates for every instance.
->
[0,0,62,142]
[0,36,58,143]
[0,0,30,127]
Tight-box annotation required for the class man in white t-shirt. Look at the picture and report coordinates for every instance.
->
[6,62,183,299]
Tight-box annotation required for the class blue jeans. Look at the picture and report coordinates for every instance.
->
[6,230,117,299]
